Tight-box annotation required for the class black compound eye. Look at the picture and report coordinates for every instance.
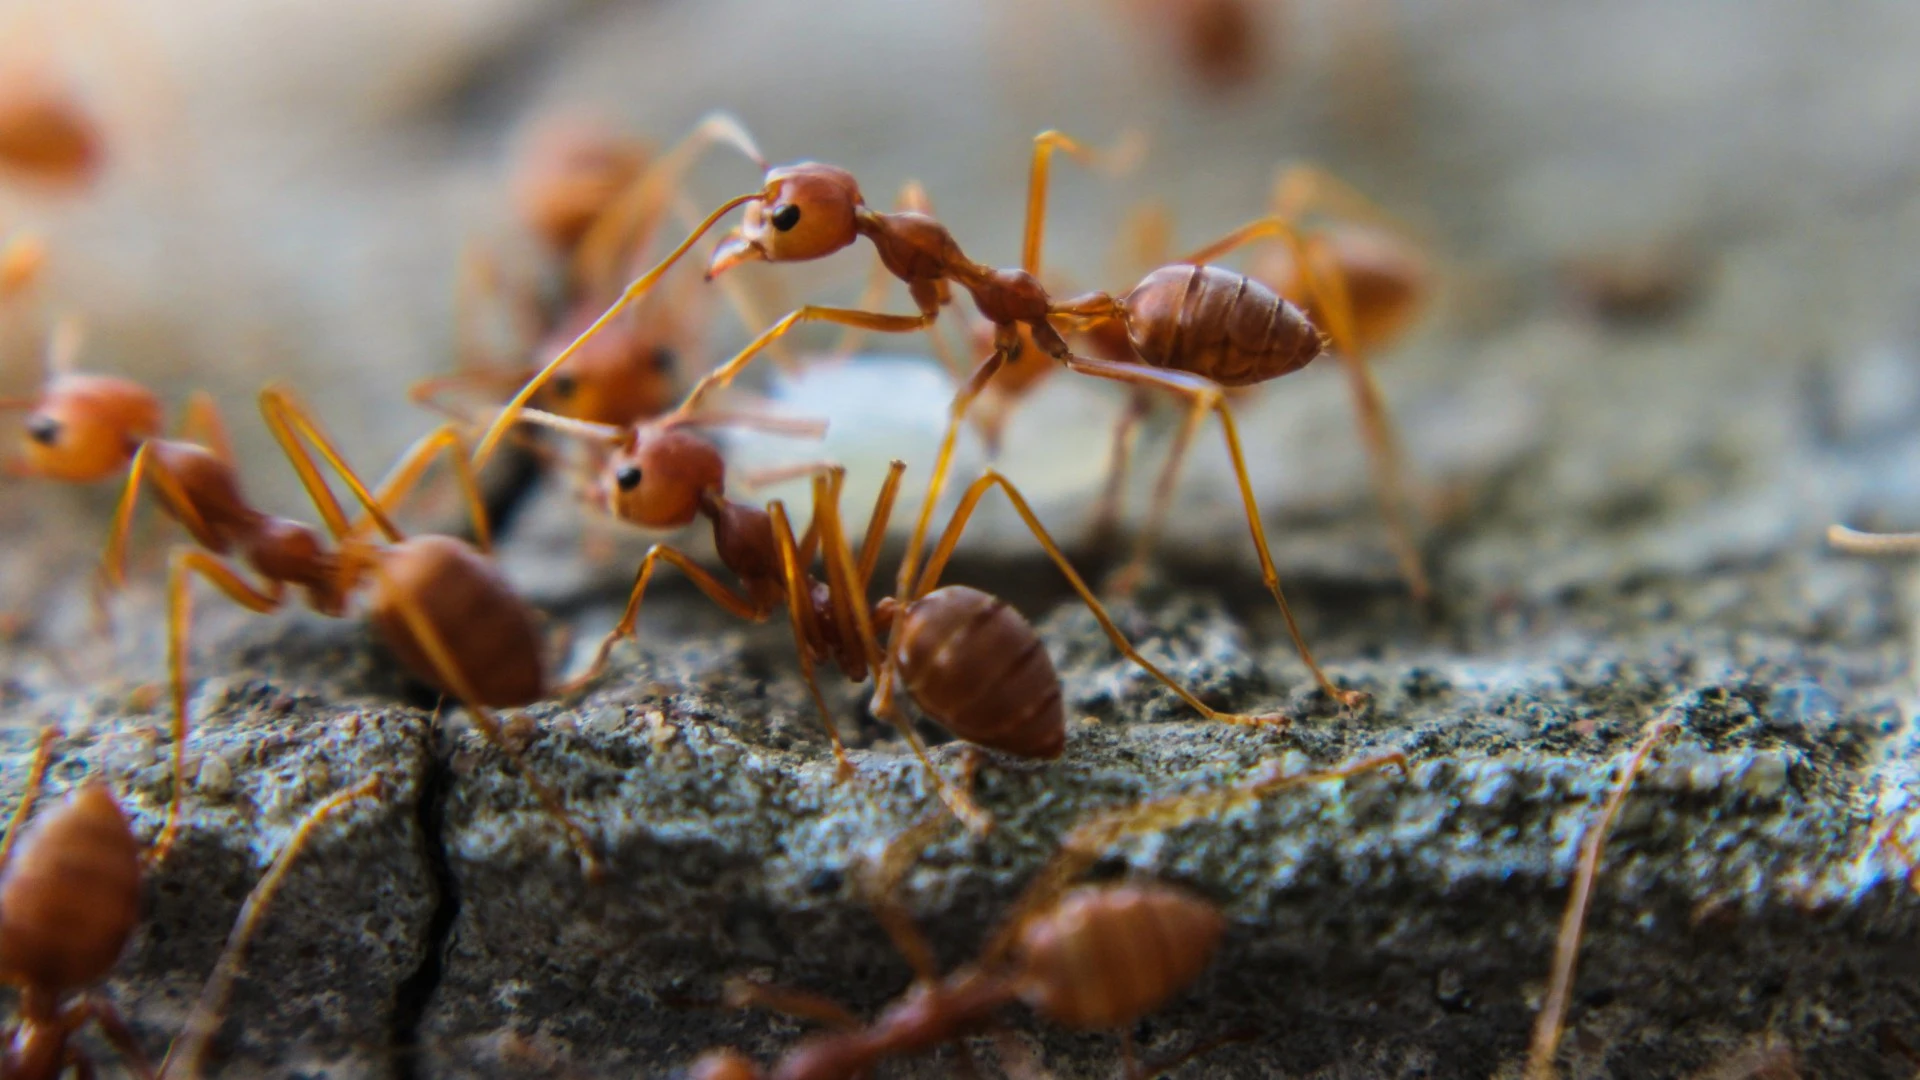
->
[651,347,677,374]
[615,465,643,492]
[25,414,59,446]
[770,204,802,232]
[551,374,578,398]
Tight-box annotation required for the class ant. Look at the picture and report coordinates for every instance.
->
[2,317,184,485]
[0,726,382,1078]
[478,129,1387,711]
[686,749,1407,1080]
[512,405,1294,832]
[97,386,601,877]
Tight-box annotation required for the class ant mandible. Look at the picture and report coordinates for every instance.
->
[476,128,1373,711]
[513,404,1292,833]
[688,749,1408,1080]
[98,387,601,878]
[0,727,382,1079]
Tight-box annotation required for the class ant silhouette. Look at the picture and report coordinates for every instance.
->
[688,749,1407,1080]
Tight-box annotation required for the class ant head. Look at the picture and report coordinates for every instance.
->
[707,163,863,277]
[603,426,726,529]
[533,304,679,427]
[11,375,161,483]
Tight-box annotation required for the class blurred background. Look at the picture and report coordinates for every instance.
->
[7,0,1920,655]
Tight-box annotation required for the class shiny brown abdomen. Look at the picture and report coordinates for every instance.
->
[1121,264,1324,387]
[1013,883,1226,1030]
[892,586,1064,759]
[0,783,143,995]
[368,536,547,708]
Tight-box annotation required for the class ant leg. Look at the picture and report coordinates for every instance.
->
[865,811,956,983]
[1174,213,1315,270]
[1060,354,1365,710]
[475,191,764,468]
[101,442,217,589]
[154,550,287,865]
[71,997,153,1080]
[857,461,908,591]
[0,725,58,867]
[1270,163,1407,231]
[160,776,383,1080]
[374,573,603,880]
[353,424,492,551]
[176,390,233,464]
[1087,389,1151,551]
[1829,525,1920,556]
[985,751,1408,964]
[828,181,957,369]
[723,977,862,1029]
[1022,129,1147,278]
[0,231,47,298]
[667,305,935,423]
[257,386,397,543]
[767,499,854,778]
[913,470,1285,727]
[1527,715,1678,1080]
[572,113,766,293]
[561,543,766,697]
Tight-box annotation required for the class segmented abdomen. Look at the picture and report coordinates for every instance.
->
[1122,264,1324,387]
[894,585,1065,759]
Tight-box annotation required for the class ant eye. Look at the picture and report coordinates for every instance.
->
[652,347,677,373]
[25,415,59,446]
[771,204,802,232]
[615,465,643,491]
[551,374,578,398]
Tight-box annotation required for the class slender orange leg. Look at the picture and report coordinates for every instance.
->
[1087,389,1151,550]
[1059,354,1364,710]
[1270,163,1411,232]
[1021,129,1146,279]
[857,460,907,591]
[77,997,155,1080]
[101,442,218,589]
[160,775,382,1080]
[765,500,853,778]
[372,560,602,880]
[155,550,287,865]
[668,306,936,423]
[1527,715,1677,1080]
[914,470,1285,726]
[0,725,58,867]
[475,191,764,468]
[664,189,797,373]
[866,810,957,984]
[176,391,233,464]
[561,543,768,697]
[1829,525,1920,556]
[1179,214,1428,600]
[353,424,493,551]
[257,386,399,544]
[572,113,765,294]
[723,978,862,1030]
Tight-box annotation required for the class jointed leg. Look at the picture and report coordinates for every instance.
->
[0,724,57,867]
[1087,389,1150,549]
[73,997,154,1080]
[475,191,764,468]
[1022,129,1146,278]
[258,386,398,543]
[1108,383,1207,596]
[1062,354,1364,709]
[829,180,956,369]
[355,424,493,552]
[766,499,853,777]
[160,776,383,1080]
[723,978,862,1030]
[102,442,217,588]
[561,543,767,696]
[914,470,1285,727]
[1270,163,1407,232]
[176,390,232,464]
[866,809,960,984]
[1526,715,1677,1080]
[374,571,602,879]
[857,460,907,591]
[154,549,286,865]
[668,305,935,423]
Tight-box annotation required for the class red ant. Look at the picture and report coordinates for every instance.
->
[98,386,601,877]
[511,404,1294,832]
[0,726,382,1078]
[477,129,1389,712]
[687,750,1406,1080]
[1,317,178,485]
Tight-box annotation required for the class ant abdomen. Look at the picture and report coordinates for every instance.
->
[892,585,1066,759]
[369,536,549,709]
[1012,882,1226,1030]
[1123,263,1325,387]
[0,783,142,996]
